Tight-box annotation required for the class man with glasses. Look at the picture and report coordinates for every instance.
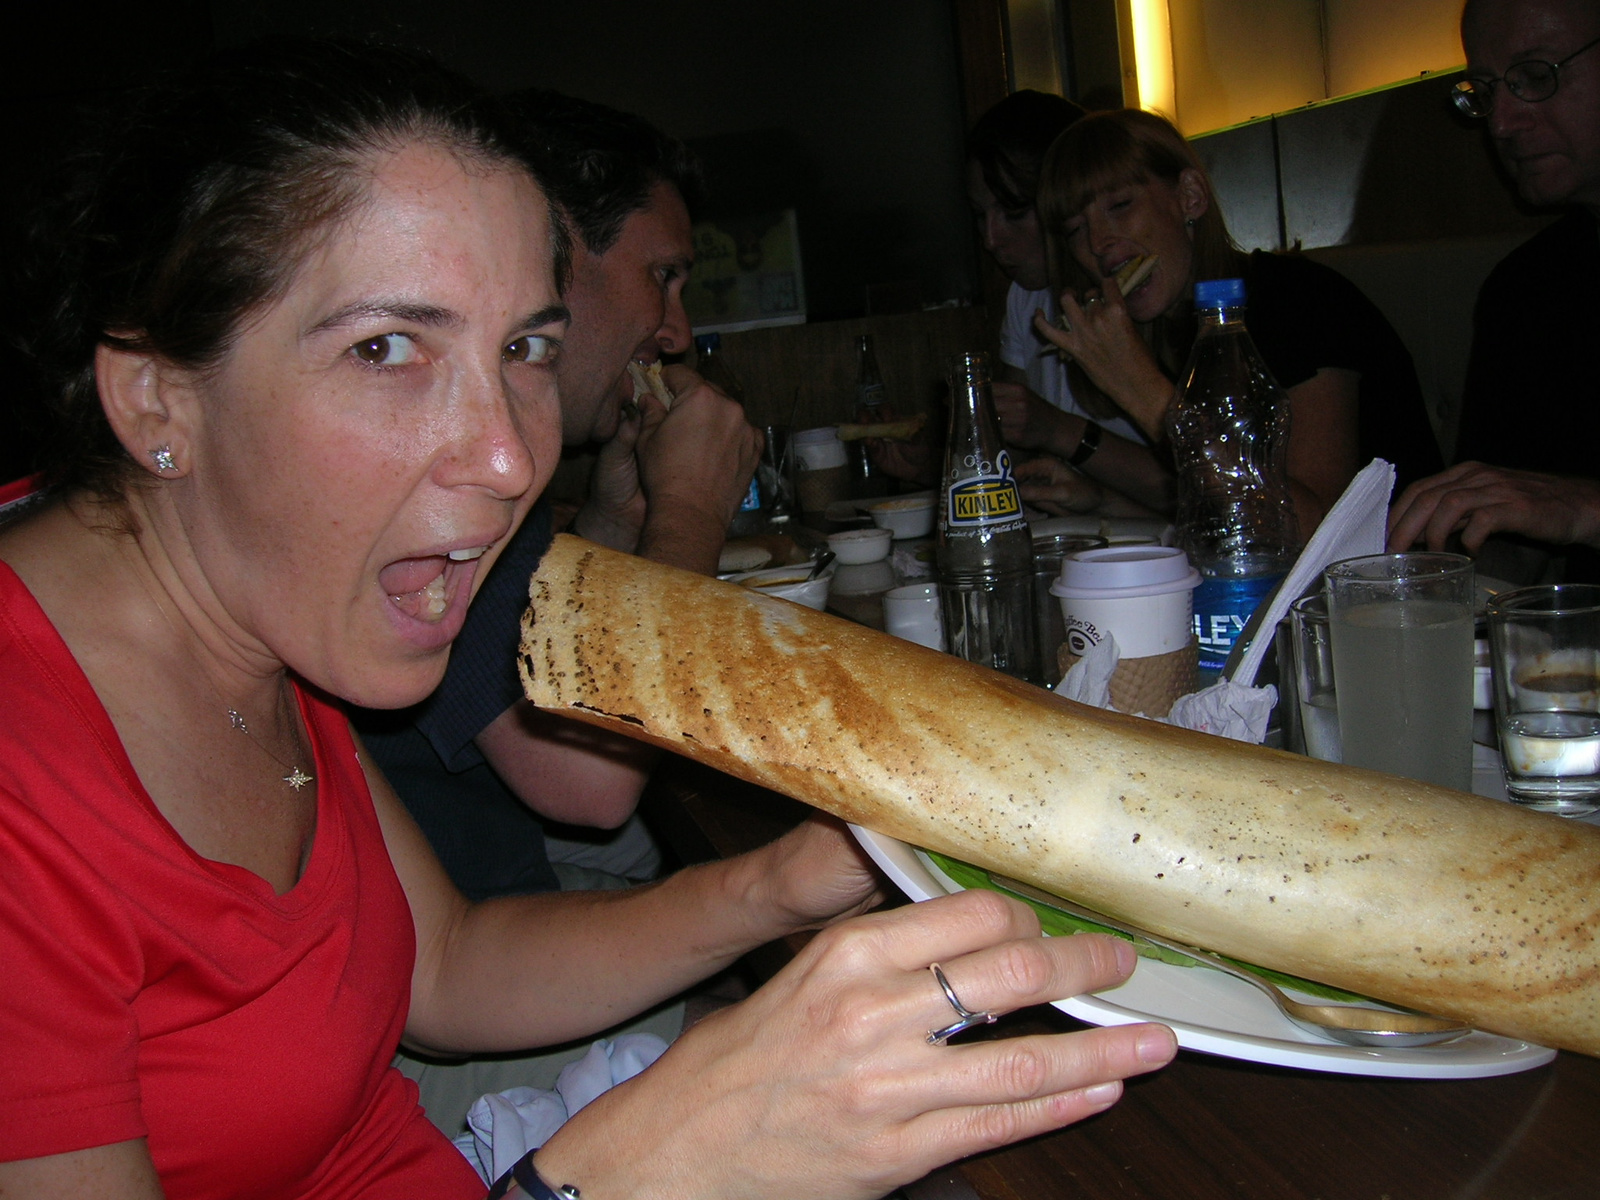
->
[1454,1,1600,208]
[1400,0,1600,572]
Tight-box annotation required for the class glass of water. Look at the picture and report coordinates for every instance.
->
[1324,553,1475,791]
[1289,593,1341,762]
[1485,583,1600,817]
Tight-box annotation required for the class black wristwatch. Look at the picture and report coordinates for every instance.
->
[1067,420,1103,467]
[488,1155,581,1200]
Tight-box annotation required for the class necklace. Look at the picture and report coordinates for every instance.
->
[130,557,314,792]
[226,702,315,791]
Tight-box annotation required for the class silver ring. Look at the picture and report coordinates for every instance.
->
[925,962,997,1045]
[1085,295,1103,306]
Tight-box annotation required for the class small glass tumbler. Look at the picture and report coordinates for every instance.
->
[761,425,794,520]
[1486,583,1600,817]
[1289,593,1341,763]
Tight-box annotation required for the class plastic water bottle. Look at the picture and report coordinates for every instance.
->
[936,351,1039,682]
[1168,278,1298,684]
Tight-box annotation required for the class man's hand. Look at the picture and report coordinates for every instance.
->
[1388,462,1600,553]
[634,363,763,574]
[573,404,650,553]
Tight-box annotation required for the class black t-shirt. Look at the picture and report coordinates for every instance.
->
[352,501,560,902]
[1456,210,1600,477]
[1242,250,1443,493]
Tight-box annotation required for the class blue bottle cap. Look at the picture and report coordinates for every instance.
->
[1194,278,1247,309]
[694,332,722,354]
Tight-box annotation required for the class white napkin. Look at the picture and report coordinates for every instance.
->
[1055,635,1119,708]
[1229,458,1396,688]
[1055,633,1275,743]
[453,1034,668,1185]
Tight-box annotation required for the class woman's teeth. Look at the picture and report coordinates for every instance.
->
[423,573,448,618]
[384,546,489,623]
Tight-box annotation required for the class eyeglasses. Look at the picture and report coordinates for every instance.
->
[1453,33,1600,117]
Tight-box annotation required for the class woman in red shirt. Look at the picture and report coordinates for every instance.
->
[0,41,1173,1200]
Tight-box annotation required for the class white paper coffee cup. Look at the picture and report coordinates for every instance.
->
[1050,547,1200,659]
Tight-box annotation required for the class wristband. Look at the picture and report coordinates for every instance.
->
[487,1154,581,1200]
[1066,420,1102,468]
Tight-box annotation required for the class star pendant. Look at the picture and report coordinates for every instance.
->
[283,767,314,790]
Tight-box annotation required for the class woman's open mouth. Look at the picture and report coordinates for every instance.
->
[379,545,489,641]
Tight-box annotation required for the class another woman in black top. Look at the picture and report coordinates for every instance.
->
[1024,109,1441,538]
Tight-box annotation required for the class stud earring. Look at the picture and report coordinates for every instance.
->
[150,445,177,474]
[1184,217,1196,229]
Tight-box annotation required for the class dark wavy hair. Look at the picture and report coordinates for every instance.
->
[16,38,557,500]
[965,89,1086,212]
[497,88,703,259]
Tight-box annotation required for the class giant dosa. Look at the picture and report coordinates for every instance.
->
[518,536,1600,1056]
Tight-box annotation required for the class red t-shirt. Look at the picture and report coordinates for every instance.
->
[0,563,483,1199]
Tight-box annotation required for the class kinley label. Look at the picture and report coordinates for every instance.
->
[946,450,1023,528]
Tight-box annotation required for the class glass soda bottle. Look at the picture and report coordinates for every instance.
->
[696,332,764,536]
[847,333,888,499]
[1167,278,1299,684]
[936,351,1039,682]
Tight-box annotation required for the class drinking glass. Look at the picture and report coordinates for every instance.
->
[761,424,794,520]
[883,582,946,651]
[1289,593,1341,763]
[1324,553,1474,790]
[1485,583,1600,817]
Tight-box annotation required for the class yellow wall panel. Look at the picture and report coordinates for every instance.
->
[1168,0,1324,134]
[1324,0,1464,98]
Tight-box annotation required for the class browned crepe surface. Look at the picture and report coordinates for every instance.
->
[520,536,1600,1056]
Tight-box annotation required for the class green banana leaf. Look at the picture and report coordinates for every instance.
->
[925,850,1373,1005]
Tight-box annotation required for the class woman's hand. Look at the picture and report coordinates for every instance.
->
[531,889,1177,1200]
[1014,455,1105,516]
[1031,282,1175,443]
[1388,462,1600,554]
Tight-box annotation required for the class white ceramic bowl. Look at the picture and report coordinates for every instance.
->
[869,495,936,540]
[828,527,893,564]
[728,564,834,610]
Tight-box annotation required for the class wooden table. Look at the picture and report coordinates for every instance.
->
[644,757,1600,1200]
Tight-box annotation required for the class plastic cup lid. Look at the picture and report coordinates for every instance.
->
[1050,546,1201,598]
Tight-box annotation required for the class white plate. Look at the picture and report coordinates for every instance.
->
[849,825,1556,1079]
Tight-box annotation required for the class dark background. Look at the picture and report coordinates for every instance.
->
[1,0,997,482]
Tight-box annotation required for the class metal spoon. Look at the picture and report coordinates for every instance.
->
[989,873,1470,1048]
[807,551,836,580]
